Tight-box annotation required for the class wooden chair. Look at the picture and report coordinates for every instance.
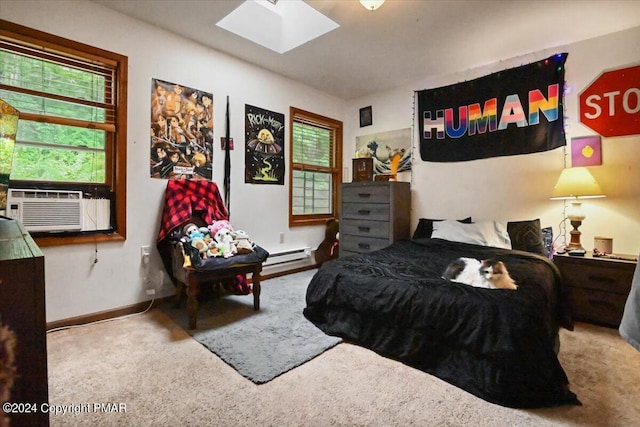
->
[171,240,262,329]
[156,179,267,329]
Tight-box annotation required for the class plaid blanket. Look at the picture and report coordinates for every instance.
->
[157,179,228,244]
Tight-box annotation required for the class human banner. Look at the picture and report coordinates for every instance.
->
[418,53,568,162]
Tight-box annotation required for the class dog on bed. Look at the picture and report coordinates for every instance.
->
[442,257,518,290]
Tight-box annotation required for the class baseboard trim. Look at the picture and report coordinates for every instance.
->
[46,296,173,331]
[46,265,319,331]
[259,264,317,281]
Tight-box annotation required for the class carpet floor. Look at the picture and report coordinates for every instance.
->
[160,269,341,383]
[45,272,640,426]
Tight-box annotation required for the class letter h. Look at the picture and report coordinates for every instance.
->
[423,110,445,139]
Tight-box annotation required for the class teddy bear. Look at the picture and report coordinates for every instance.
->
[207,220,237,259]
[181,222,210,258]
[233,229,254,254]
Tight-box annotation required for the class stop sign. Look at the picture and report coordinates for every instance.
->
[578,65,640,137]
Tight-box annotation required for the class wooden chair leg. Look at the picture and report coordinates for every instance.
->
[186,279,199,330]
[174,281,185,308]
[252,266,261,311]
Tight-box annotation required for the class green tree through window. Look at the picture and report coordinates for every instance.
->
[0,20,128,245]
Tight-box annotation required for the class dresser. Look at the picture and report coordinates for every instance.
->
[554,252,636,327]
[340,181,411,257]
[0,219,49,426]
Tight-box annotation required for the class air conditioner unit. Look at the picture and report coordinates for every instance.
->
[6,189,83,232]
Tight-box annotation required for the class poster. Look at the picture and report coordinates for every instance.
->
[355,128,412,175]
[150,78,213,180]
[245,105,285,185]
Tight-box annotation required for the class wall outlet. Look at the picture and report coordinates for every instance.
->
[140,245,150,263]
[146,288,155,296]
[279,232,285,244]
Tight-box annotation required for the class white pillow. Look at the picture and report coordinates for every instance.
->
[431,220,512,249]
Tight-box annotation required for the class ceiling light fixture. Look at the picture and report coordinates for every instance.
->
[360,0,385,11]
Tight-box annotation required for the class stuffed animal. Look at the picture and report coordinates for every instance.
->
[207,220,237,258]
[181,222,210,257]
[233,229,254,254]
[315,218,339,266]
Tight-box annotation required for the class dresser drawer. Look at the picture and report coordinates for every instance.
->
[342,184,390,204]
[341,235,390,253]
[561,262,633,294]
[342,202,390,221]
[567,286,627,326]
[341,219,389,238]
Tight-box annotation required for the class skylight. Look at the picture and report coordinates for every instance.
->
[216,0,340,54]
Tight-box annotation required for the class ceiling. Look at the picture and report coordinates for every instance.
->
[90,0,640,100]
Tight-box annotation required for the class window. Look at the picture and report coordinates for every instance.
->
[0,20,127,246]
[289,107,342,226]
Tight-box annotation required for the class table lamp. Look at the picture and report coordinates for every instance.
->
[551,167,605,251]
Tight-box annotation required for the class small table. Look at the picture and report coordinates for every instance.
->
[554,252,637,327]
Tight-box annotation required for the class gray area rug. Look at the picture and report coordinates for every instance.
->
[161,269,341,383]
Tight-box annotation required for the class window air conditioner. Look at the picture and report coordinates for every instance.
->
[6,189,83,232]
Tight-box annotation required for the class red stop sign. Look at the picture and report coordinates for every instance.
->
[578,65,640,137]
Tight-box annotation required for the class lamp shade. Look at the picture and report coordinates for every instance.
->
[551,167,605,200]
[360,0,385,11]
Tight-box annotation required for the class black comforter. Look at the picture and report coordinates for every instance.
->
[304,238,579,408]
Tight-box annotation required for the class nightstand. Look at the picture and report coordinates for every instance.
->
[554,252,637,327]
[340,181,410,257]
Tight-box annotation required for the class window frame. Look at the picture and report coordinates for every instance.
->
[289,107,342,227]
[0,20,127,246]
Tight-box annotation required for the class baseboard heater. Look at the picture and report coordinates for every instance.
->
[263,247,312,267]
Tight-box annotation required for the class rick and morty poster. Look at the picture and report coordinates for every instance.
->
[245,104,285,185]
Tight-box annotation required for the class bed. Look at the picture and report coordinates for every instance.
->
[304,219,580,408]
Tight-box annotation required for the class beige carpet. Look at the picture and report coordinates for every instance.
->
[46,305,640,426]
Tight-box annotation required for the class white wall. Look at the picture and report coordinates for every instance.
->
[345,26,640,256]
[3,0,344,322]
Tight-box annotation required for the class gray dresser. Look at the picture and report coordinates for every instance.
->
[340,181,411,257]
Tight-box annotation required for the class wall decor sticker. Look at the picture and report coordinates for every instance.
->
[355,128,412,176]
[571,135,602,167]
[245,105,285,185]
[418,53,568,162]
[150,78,213,180]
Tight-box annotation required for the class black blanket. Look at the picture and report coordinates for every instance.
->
[304,238,579,408]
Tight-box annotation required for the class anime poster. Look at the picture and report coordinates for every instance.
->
[245,105,285,185]
[150,78,213,180]
[355,128,412,175]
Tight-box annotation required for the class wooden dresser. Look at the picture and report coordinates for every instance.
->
[0,218,49,426]
[340,181,411,257]
[554,252,636,327]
